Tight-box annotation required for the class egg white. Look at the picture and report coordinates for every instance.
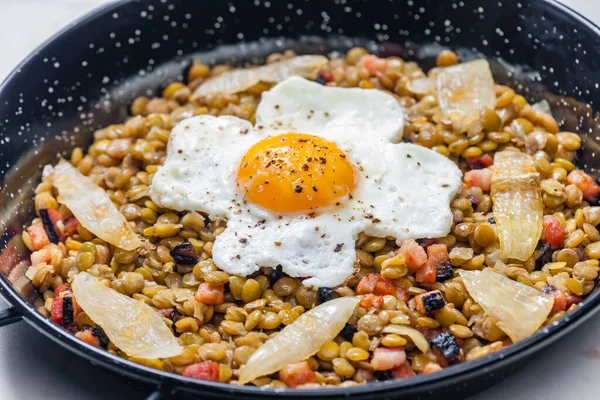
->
[150,77,462,287]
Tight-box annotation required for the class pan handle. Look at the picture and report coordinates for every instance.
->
[0,307,22,327]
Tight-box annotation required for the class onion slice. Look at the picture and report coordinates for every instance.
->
[192,55,329,98]
[53,162,142,250]
[460,269,553,342]
[491,151,543,261]
[238,296,359,384]
[72,272,183,358]
[437,59,496,117]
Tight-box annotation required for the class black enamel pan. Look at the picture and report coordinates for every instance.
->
[1,1,600,399]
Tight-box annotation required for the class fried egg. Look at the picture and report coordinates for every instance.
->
[150,77,462,287]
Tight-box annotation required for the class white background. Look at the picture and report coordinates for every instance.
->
[1,1,600,399]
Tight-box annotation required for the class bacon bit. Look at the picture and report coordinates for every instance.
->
[416,261,437,283]
[61,217,79,238]
[420,327,444,342]
[195,282,225,305]
[464,168,492,192]
[541,215,565,250]
[51,296,65,324]
[360,55,388,76]
[466,154,493,170]
[422,363,443,374]
[374,277,397,296]
[27,223,50,251]
[279,361,317,388]
[182,361,220,382]
[356,273,380,295]
[427,244,449,265]
[361,293,384,308]
[399,239,428,272]
[51,285,76,325]
[170,242,198,265]
[391,361,416,379]
[567,170,600,202]
[75,329,101,347]
[371,347,406,371]
[395,285,410,302]
[317,70,333,83]
[545,286,582,314]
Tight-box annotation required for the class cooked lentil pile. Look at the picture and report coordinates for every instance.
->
[23,47,600,388]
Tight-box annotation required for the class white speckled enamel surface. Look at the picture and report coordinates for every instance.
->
[1,1,599,399]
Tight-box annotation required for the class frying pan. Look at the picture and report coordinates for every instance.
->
[1,0,600,399]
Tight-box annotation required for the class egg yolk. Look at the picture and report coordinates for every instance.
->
[237,133,356,214]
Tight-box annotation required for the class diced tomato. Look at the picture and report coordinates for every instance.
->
[567,170,600,202]
[464,168,492,192]
[279,361,317,388]
[27,223,50,250]
[416,261,437,283]
[541,215,565,250]
[357,273,380,294]
[75,329,101,347]
[61,217,79,238]
[361,293,384,309]
[422,363,443,374]
[391,361,416,379]
[466,154,494,170]
[360,54,388,76]
[374,277,397,296]
[182,361,220,382]
[371,347,406,370]
[194,282,225,305]
[399,239,428,272]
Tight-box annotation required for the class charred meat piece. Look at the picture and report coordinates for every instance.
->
[92,324,110,348]
[430,331,461,363]
[39,208,61,244]
[170,242,198,265]
[267,264,285,284]
[435,260,454,282]
[62,296,75,325]
[318,287,340,303]
[373,370,393,381]
[534,242,552,270]
[415,290,446,314]
[340,323,358,341]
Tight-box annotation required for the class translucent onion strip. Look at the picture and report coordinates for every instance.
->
[491,151,543,261]
[192,55,329,98]
[238,296,359,384]
[53,162,143,250]
[437,59,497,118]
[72,272,183,358]
[460,269,553,342]
[382,324,429,353]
